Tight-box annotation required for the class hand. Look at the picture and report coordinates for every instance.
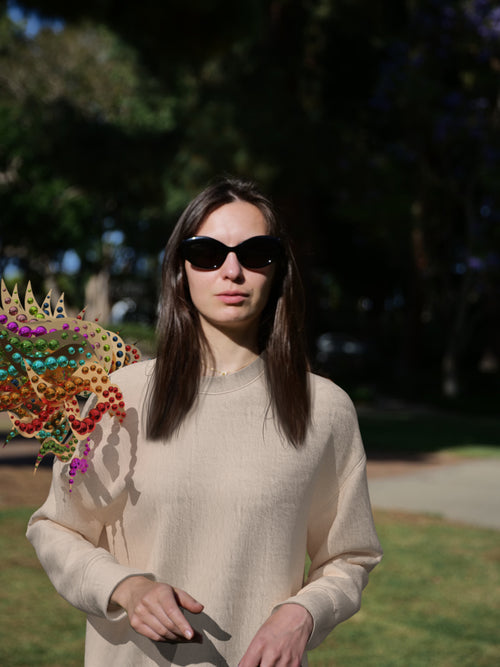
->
[111,575,204,642]
[238,603,313,667]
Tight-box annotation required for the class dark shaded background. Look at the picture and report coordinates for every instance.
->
[1,0,499,410]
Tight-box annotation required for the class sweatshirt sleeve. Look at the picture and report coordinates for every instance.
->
[276,391,383,650]
[26,413,155,620]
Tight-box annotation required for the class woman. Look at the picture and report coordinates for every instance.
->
[27,177,382,667]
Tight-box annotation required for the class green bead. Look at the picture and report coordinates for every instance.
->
[21,340,33,354]
[35,339,48,352]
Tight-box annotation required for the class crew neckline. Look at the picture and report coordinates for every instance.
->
[199,355,265,394]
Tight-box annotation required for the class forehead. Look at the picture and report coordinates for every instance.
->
[196,201,268,241]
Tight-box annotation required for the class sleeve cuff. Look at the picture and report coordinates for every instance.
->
[79,549,156,620]
[273,588,337,650]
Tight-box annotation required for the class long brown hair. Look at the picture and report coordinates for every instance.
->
[146,177,310,445]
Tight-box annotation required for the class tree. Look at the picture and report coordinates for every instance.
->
[3,0,499,402]
[0,7,176,313]
[360,0,500,396]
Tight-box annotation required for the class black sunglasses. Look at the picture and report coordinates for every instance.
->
[180,235,284,270]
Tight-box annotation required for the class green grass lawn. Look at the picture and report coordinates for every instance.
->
[1,507,499,666]
[310,511,500,667]
[0,508,84,667]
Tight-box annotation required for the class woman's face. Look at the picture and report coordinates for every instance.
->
[184,200,276,341]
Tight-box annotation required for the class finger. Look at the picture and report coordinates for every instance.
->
[129,613,178,642]
[142,605,192,641]
[174,587,204,613]
[134,605,201,644]
[131,595,188,641]
[238,644,264,667]
[133,613,198,644]
[159,593,198,640]
[132,586,192,640]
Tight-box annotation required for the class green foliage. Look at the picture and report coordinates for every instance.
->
[0,11,175,283]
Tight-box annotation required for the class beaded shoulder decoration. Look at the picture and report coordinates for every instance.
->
[0,280,141,489]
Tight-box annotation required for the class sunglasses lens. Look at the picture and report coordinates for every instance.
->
[181,238,226,269]
[238,237,283,268]
[181,236,283,270]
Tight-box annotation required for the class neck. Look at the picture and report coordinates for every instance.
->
[200,320,260,376]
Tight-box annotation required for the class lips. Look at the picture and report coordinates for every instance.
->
[216,291,248,305]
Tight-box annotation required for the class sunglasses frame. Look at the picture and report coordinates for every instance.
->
[180,235,284,270]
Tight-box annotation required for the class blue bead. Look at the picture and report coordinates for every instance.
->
[32,360,45,374]
[45,357,58,370]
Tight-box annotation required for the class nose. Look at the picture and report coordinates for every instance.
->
[221,251,244,280]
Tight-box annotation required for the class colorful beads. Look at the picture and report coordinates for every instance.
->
[0,278,142,490]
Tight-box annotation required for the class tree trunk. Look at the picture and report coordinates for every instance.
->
[441,184,476,398]
[84,269,111,324]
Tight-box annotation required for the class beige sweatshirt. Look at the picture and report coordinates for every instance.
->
[27,356,382,667]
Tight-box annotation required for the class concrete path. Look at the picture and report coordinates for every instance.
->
[368,458,500,531]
